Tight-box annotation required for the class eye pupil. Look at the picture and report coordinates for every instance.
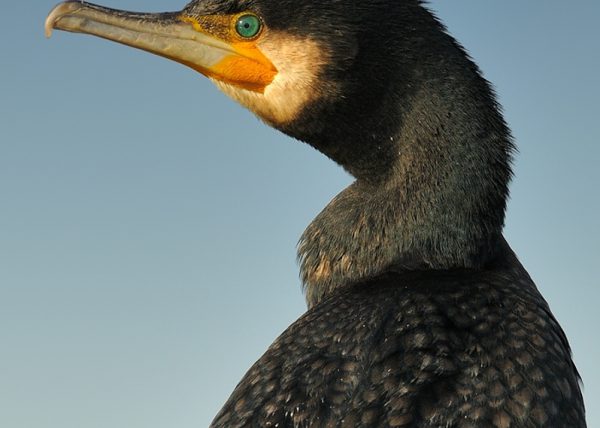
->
[235,14,261,38]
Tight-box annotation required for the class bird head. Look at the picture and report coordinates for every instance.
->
[46,1,356,128]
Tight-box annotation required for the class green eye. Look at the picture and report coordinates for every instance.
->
[235,14,261,38]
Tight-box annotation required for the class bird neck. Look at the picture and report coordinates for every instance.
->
[296,45,514,307]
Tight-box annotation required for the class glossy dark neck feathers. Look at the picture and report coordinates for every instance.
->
[284,4,514,307]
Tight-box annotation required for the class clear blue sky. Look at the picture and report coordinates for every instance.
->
[1,1,598,426]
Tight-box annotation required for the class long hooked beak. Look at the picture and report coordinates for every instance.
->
[45,1,277,92]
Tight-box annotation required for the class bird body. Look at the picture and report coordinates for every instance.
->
[45,0,586,426]
[214,241,584,426]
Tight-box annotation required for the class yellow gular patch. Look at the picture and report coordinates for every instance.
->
[212,41,277,92]
[213,31,331,126]
[179,15,277,92]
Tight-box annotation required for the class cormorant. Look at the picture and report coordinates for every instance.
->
[45,0,586,426]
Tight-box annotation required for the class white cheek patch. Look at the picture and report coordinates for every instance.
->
[212,32,329,126]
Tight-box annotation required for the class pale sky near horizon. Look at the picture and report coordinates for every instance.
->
[1,1,598,427]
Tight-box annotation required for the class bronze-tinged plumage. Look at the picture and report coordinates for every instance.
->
[213,241,584,426]
[45,0,586,426]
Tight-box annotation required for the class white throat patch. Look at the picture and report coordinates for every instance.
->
[212,31,330,126]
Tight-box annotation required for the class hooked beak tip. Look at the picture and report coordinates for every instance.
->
[45,1,84,38]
